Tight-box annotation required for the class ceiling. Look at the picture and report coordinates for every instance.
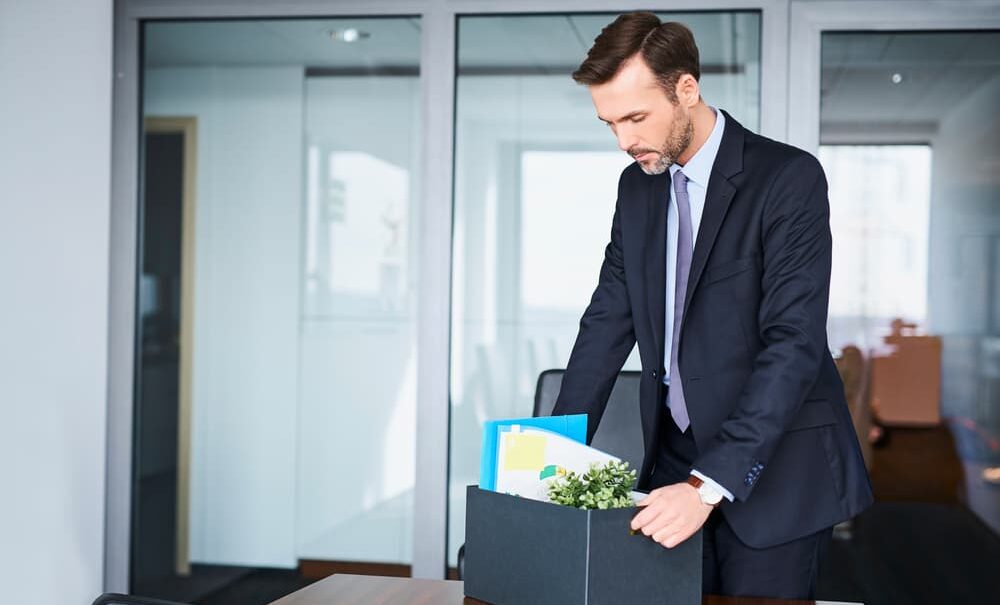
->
[143,18,423,69]
[820,31,1000,142]
[143,12,760,71]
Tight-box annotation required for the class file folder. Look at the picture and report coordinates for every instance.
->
[478,414,587,492]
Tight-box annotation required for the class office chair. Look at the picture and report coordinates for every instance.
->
[92,594,193,605]
[834,345,873,470]
[457,369,644,579]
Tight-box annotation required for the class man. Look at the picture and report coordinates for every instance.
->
[551,13,873,599]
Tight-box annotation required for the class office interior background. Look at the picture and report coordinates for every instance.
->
[2,0,999,603]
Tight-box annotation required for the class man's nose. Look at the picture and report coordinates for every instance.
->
[616,128,638,153]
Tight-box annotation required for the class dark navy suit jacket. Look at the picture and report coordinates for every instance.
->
[552,110,873,548]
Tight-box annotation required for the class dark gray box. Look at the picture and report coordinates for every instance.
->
[464,486,701,605]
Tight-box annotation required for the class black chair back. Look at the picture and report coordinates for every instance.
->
[533,369,644,472]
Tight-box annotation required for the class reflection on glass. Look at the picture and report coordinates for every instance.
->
[298,74,421,564]
[820,31,1000,548]
[136,17,420,601]
[448,12,762,566]
[822,145,931,349]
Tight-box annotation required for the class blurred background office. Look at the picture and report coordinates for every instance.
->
[2,1,998,604]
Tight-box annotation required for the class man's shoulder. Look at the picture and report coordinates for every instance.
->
[742,128,821,175]
[738,128,828,215]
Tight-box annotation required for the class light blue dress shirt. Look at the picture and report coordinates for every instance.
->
[661,107,735,502]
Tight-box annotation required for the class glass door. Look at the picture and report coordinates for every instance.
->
[819,23,1000,526]
[789,4,1000,601]
[447,10,763,569]
[133,16,421,602]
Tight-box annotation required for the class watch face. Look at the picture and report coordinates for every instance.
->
[699,485,723,505]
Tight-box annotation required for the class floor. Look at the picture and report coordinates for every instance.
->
[817,421,1000,605]
[817,501,1000,604]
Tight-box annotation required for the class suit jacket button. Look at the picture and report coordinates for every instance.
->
[651,370,658,380]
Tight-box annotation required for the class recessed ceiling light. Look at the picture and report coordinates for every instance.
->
[329,28,369,43]
[891,73,903,84]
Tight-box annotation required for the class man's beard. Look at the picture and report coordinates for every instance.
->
[630,111,694,176]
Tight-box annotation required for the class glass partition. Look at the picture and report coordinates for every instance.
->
[447,11,762,567]
[819,29,1000,601]
[135,17,420,602]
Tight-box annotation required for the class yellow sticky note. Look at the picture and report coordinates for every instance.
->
[503,433,547,471]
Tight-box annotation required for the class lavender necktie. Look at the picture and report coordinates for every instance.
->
[668,170,693,432]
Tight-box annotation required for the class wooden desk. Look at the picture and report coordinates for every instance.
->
[268,574,861,605]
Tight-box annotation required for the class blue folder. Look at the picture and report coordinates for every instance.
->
[478,414,588,491]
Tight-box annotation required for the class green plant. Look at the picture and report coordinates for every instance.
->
[547,460,637,510]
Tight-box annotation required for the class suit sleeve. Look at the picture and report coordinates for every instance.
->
[551,199,637,444]
[692,153,832,501]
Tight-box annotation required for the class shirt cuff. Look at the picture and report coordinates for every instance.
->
[691,469,735,502]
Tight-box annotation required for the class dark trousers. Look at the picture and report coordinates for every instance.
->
[649,391,832,600]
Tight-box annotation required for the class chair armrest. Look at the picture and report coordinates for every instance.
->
[92,593,193,605]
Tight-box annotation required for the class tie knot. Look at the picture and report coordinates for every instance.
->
[673,170,689,200]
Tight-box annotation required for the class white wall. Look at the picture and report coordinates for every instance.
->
[0,0,112,603]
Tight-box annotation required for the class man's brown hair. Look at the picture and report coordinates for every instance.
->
[572,12,700,102]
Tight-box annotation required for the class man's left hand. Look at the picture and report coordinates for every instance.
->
[631,482,713,548]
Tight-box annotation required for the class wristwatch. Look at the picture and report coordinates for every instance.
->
[686,475,724,508]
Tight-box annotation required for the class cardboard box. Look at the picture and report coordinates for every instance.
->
[463,486,701,605]
[870,333,942,426]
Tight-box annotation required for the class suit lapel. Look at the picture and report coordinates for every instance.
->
[683,178,735,318]
[644,171,670,369]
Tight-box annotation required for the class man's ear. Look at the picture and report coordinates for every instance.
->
[675,74,700,108]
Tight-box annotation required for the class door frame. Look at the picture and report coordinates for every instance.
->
[141,116,198,577]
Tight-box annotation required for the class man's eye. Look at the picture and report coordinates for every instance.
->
[631,116,645,123]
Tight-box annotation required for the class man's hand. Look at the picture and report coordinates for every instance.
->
[631,482,713,548]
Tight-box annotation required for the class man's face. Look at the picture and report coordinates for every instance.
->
[589,55,693,175]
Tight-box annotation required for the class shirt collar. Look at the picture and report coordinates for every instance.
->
[670,107,725,189]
